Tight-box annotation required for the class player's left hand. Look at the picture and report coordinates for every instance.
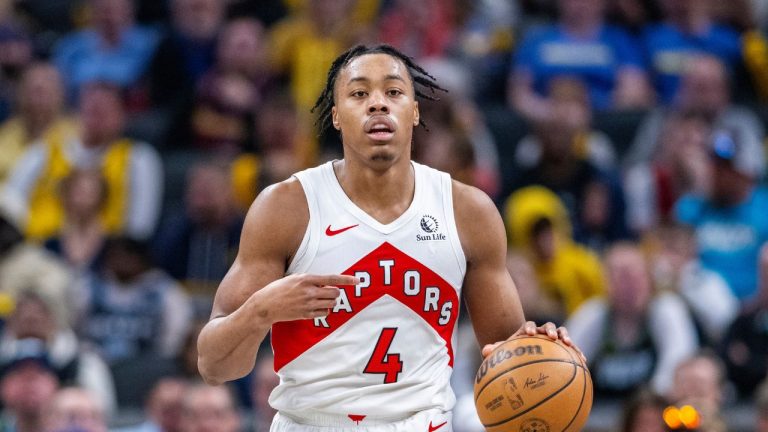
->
[481,321,586,364]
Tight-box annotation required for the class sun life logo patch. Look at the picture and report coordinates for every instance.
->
[417,215,445,242]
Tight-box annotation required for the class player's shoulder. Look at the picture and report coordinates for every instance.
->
[451,180,497,217]
[451,180,507,259]
[242,176,309,242]
[256,176,307,208]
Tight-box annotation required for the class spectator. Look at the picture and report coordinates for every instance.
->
[251,353,278,430]
[508,0,653,121]
[566,242,699,397]
[710,0,757,32]
[619,387,672,432]
[451,0,518,103]
[642,0,742,104]
[227,0,288,27]
[413,61,501,197]
[152,161,243,303]
[376,0,455,59]
[176,320,206,379]
[268,0,362,112]
[625,55,764,169]
[180,384,241,432]
[0,0,33,122]
[606,0,663,34]
[505,185,605,322]
[0,339,60,432]
[43,170,109,274]
[624,111,712,233]
[508,79,630,251]
[78,236,192,365]
[667,351,729,425]
[52,0,159,103]
[757,376,768,432]
[505,251,562,325]
[514,77,618,172]
[720,244,768,397]
[0,187,72,324]
[6,81,164,241]
[0,63,77,182]
[675,128,768,302]
[149,0,224,102]
[190,18,271,155]
[44,387,108,432]
[172,319,253,408]
[117,378,188,432]
[0,290,115,414]
[414,123,477,188]
[647,223,738,347]
[252,89,312,192]
[146,0,227,150]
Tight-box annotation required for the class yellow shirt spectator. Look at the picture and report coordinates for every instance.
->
[0,117,77,182]
[505,185,606,317]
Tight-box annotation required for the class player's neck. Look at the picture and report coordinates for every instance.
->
[333,158,415,225]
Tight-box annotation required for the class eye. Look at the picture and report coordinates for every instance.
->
[351,90,367,98]
[387,89,403,97]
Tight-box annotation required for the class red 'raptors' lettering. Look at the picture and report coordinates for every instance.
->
[271,242,460,371]
[363,328,403,383]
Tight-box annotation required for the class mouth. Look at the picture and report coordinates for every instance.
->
[364,116,396,141]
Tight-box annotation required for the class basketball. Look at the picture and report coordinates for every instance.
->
[474,334,593,432]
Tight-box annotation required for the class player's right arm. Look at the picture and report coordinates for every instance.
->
[197,179,356,385]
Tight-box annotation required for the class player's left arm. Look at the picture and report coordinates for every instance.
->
[452,181,580,359]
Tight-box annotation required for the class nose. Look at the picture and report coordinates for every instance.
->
[367,92,389,114]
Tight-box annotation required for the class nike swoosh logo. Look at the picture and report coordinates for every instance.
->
[326,224,359,236]
[428,421,447,432]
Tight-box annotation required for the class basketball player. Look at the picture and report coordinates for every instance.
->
[197,44,578,431]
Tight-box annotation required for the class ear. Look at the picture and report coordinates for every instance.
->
[413,101,420,127]
[332,106,340,130]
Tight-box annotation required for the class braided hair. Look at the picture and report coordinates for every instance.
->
[311,44,447,136]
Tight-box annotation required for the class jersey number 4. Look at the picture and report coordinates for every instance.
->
[364,328,403,383]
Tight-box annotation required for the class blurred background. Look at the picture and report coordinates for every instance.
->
[1,0,768,431]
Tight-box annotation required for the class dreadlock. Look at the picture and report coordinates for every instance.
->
[311,44,447,136]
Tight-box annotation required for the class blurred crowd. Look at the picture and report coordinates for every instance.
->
[1,0,768,431]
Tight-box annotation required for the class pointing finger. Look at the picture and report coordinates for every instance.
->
[314,286,341,300]
[306,274,360,287]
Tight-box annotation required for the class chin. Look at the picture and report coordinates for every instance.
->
[370,152,395,163]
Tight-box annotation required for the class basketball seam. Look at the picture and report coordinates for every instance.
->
[474,358,580,400]
[474,338,575,399]
[480,359,579,428]
[560,345,589,432]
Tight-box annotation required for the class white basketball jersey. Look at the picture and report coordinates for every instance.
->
[269,161,467,422]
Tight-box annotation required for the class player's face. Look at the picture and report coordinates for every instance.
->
[331,53,420,167]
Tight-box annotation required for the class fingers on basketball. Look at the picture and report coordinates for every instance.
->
[474,334,593,432]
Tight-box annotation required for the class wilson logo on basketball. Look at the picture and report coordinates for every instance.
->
[476,345,544,384]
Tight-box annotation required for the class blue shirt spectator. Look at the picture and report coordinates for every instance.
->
[52,0,159,101]
[54,26,159,100]
[514,24,646,111]
[675,128,768,301]
[675,187,768,301]
[642,22,742,104]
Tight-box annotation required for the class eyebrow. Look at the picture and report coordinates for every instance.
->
[346,74,407,85]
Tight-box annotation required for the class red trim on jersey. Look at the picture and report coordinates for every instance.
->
[271,242,459,371]
[348,415,366,424]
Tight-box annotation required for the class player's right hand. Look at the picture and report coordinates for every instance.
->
[250,274,359,323]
